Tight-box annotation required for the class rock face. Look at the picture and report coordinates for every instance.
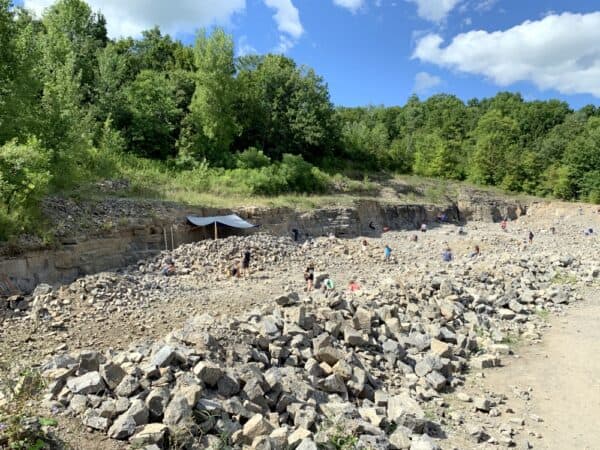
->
[0,187,525,294]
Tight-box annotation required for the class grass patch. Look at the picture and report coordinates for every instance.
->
[551,272,578,285]
[535,308,550,321]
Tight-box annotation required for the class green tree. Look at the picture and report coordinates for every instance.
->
[235,54,340,162]
[563,117,600,201]
[123,70,181,159]
[469,110,519,186]
[41,0,107,100]
[179,28,238,164]
[0,2,42,144]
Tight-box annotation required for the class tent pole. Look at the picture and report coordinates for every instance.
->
[164,227,168,250]
[214,222,218,241]
[171,226,175,250]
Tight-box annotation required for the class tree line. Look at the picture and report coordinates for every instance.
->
[0,0,599,236]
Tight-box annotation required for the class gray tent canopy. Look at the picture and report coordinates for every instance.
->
[187,214,256,239]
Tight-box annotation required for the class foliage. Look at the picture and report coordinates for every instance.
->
[0,0,599,240]
[0,368,58,450]
[0,139,51,239]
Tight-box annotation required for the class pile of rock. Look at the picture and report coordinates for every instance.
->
[39,244,586,450]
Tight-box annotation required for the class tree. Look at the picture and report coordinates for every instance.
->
[123,70,181,159]
[469,110,519,186]
[41,0,107,100]
[179,28,239,164]
[563,117,600,200]
[0,2,42,144]
[234,54,340,162]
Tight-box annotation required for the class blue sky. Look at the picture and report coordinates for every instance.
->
[19,0,600,109]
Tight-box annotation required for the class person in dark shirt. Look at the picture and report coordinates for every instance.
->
[241,250,251,276]
[304,264,315,291]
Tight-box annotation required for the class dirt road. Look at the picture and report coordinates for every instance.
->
[480,289,600,450]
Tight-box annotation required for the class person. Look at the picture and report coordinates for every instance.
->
[361,239,369,253]
[241,250,251,276]
[550,226,556,235]
[528,231,534,244]
[304,264,315,291]
[384,245,392,262]
[369,221,376,230]
[292,228,300,242]
[442,247,453,262]
[500,219,508,232]
[321,277,335,295]
[420,223,427,233]
[348,280,361,292]
[161,258,176,276]
[229,260,240,278]
[470,245,480,258]
[382,226,390,232]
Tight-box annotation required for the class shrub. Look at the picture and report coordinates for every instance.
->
[235,147,271,169]
[0,139,51,239]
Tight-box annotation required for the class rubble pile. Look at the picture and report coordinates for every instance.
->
[38,246,590,449]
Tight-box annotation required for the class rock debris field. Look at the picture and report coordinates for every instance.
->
[0,202,599,450]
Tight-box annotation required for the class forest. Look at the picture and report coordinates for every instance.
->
[1,0,599,238]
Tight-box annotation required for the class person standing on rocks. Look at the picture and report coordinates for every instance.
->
[241,250,251,276]
[420,223,427,233]
[384,245,392,262]
[361,239,369,253]
[528,231,534,244]
[470,245,480,258]
[501,219,508,232]
[304,264,315,291]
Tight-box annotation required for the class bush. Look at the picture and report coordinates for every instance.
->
[235,147,271,169]
[0,139,51,239]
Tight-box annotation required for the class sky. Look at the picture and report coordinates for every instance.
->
[17,0,600,109]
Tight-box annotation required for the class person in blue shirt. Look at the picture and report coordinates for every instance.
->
[442,247,453,262]
[384,245,392,262]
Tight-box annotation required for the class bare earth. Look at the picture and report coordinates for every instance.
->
[481,290,600,450]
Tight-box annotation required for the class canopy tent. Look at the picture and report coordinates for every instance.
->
[187,214,257,239]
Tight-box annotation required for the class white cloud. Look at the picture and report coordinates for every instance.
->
[413,71,442,93]
[473,0,497,12]
[333,0,365,13]
[23,0,246,38]
[406,0,462,23]
[263,0,303,39]
[413,12,600,97]
[237,36,257,57]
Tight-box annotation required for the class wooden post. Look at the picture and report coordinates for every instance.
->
[170,226,175,250]
[214,221,218,240]
[163,227,168,250]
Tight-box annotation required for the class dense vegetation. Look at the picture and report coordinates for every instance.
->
[0,0,599,238]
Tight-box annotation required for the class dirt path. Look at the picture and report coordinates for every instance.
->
[480,290,600,450]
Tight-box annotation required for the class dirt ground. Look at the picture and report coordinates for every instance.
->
[475,288,600,450]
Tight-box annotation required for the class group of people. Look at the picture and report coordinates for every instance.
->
[303,262,361,294]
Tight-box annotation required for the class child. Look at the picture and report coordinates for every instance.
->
[442,247,453,262]
[304,264,315,291]
[161,259,176,276]
[384,245,392,262]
